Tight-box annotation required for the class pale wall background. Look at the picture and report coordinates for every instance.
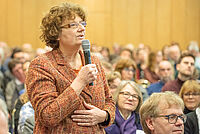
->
[0,0,200,51]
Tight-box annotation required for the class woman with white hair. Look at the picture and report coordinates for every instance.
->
[105,80,144,134]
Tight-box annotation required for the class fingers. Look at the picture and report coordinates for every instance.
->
[77,122,95,126]
[87,64,98,75]
[80,64,98,84]
[71,114,91,120]
[71,114,95,126]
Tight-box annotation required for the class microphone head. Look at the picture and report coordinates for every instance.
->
[82,39,90,50]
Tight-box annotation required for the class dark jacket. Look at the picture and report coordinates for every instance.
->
[184,111,199,134]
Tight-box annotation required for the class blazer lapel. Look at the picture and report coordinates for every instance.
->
[51,49,93,101]
[51,49,76,83]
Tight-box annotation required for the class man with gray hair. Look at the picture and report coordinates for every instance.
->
[139,91,185,134]
[147,60,173,96]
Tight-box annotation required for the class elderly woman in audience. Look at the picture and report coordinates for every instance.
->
[179,80,200,114]
[106,71,121,95]
[105,80,144,134]
[115,58,149,100]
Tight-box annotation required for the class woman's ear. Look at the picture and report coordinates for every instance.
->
[145,117,155,131]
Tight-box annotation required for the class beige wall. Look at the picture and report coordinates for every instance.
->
[0,0,200,51]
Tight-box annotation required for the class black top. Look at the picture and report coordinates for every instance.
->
[184,106,194,115]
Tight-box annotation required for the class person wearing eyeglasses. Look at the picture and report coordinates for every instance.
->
[115,58,149,101]
[105,80,144,134]
[25,2,115,133]
[139,91,185,134]
[179,80,200,114]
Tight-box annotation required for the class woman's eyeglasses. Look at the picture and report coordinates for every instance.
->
[61,21,87,29]
[119,91,139,100]
[123,67,135,73]
[184,92,200,97]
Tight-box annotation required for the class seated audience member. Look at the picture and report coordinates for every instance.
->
[161,44,170,60]
[144,52,160,83]
[106,71,121,95]
[110,43,121,61]
[0,100,9,134]
[100,47,111,62]
[162,52,195,94]
[168,42,181,78]
[105,80,144,134]
[187,41,200,73]
[139,91,185,134]
[115,58,137,81]
[135,48,149,79]
[147,60,173,96]
[184,105,200,134]
[155,50,163,64]
[3,47,30,87]
[5,59,25,114]
[119,47,133,60]
[179,80,200,114]
[12,60,31,134]
[115,58,149,100]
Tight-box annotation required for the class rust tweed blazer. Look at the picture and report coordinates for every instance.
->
[25,48,115,134]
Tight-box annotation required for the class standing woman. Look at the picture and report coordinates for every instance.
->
[105,80,143,134]
[25,2,115,133]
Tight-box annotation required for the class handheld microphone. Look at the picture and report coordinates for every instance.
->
[82,39,93,86]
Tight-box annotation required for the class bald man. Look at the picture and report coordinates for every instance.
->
[147,60,173,96]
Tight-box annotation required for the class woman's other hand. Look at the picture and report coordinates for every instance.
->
[71,101,107,126]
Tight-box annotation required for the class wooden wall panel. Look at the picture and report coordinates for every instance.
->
[22,0,37,45]
[0,0,7,42]
[186,0,200,46]
[7,0,22,47]
[156,0,171,50]
[171,0,187,49]
[141,0,156,47]
[112,0,128,45]
[0,0,200,51]
[126,0,141,46]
